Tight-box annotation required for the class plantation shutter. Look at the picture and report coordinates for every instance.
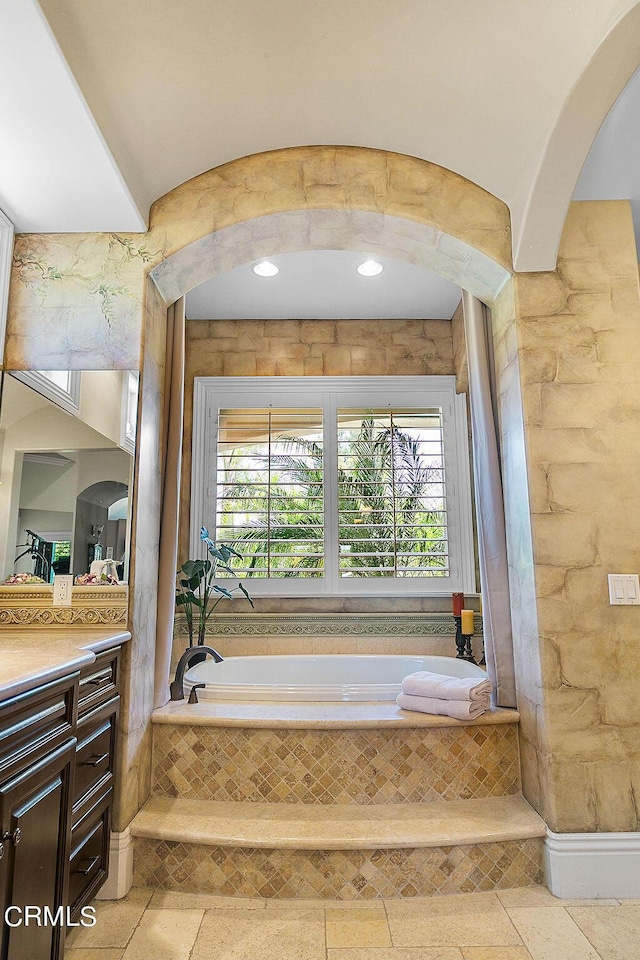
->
[336,408,449,578]
[215,408,325,577]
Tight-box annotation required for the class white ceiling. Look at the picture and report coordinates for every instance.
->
[185,251,461,321]
[1,0,640,297]
[0,0,143,232]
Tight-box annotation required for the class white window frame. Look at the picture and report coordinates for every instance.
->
[191,376,475,596]
[10,369,81,415]
[120,370,139,454]
[0,207,14,365]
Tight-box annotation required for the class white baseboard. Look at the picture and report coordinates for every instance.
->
[546,829,640,899]
[96,828,133,900]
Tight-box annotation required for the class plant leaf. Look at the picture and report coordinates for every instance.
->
[213,585,233,599]
[200,525,210,541]
[238,582,254,608]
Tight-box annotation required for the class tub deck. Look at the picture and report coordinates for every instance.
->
[152,699,518,728]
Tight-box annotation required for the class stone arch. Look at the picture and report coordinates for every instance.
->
[513,1,640,272]
[146,146,512,304]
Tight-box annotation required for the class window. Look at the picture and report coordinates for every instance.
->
[10,369,81,414]
[192,377,474,595]
[120,370,139,453]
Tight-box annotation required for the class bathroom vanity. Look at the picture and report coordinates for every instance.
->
[0,628,128,960]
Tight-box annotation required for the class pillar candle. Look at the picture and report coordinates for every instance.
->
[452,592,464,617]
[461,609,475,634]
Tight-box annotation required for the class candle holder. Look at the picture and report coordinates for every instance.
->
[454,615,477,663]
[454,616,477,663]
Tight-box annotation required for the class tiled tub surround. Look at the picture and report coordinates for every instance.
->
[171,612,485,673]
[151,718,519,805]
[131,703,545,900]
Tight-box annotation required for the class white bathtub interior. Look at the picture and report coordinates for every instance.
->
[184,654,487,702]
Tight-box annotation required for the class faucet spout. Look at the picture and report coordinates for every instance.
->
[169,645,224,701]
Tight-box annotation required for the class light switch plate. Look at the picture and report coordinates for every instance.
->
[607,574,640,605]
[52,575,73,606]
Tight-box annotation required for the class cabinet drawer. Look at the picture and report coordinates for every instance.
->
[0,674,76,780]
[73,699,118,818]
[68,791,111,918]
[78,648,120,716]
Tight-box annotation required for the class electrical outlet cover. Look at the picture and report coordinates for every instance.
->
[52,575,73,606]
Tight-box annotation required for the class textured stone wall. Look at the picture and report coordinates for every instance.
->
[492,280,548,821]
[497,201,640,832]
[113,278,166,831]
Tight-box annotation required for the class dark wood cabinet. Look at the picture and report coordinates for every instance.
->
[0,674,77,960]
[0,739,75,960]
[69,648,120,921]
[0,643,121,960]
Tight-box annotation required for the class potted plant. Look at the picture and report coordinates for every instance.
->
[176,526,253,647]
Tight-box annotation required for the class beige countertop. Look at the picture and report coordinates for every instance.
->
[0,627,131,701]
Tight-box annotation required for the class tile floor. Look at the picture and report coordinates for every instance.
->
[66,885,640,960]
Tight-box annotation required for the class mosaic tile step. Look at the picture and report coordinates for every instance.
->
[130,795,545,850]
[132,836,545,900]
[152,719,520,804]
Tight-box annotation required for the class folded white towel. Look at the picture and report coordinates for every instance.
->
[401,670,492,703]
[396,692,489,720]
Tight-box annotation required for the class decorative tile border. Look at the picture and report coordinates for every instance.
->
[175,612,483,639]
[152,723,520,805]
[133,837,544,899]
[0,585,128,625]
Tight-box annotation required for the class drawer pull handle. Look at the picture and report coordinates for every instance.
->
[2,828,21,846]
[82,752,109,767]
[76,856,101,876]
[86,675,111,687]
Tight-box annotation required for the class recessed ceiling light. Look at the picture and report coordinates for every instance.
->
[252,260,279,277]
[357,259,384,277]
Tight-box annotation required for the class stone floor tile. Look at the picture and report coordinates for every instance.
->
[326,908,392,947]
[328,950,464,959]
[385,892,504,918]
[386,893,522,948]
[190,907,326,959]
[567,904,640,960]
[499,887,618,909]
[506,907,600,960]
[66,950,125,960]
[121,909,203,960]
[66,897,149,949]
[497,887,560,909]
[556,899,620,907]
[462,949,533,959]
[147,890,265,910]
[267,898,384,910]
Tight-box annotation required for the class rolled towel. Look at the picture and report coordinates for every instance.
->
[396,692,488,721]
[401,670,492,703]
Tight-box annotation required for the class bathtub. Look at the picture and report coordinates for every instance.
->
[184,654,487,702]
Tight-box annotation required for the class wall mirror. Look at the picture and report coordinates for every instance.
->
[0,369,138,585]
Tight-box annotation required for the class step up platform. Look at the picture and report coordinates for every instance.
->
[131,795,545,900]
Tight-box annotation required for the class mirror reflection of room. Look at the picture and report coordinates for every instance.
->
[0,370,138,584]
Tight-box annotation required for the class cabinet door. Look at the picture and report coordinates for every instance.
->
[0,738,75,960]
